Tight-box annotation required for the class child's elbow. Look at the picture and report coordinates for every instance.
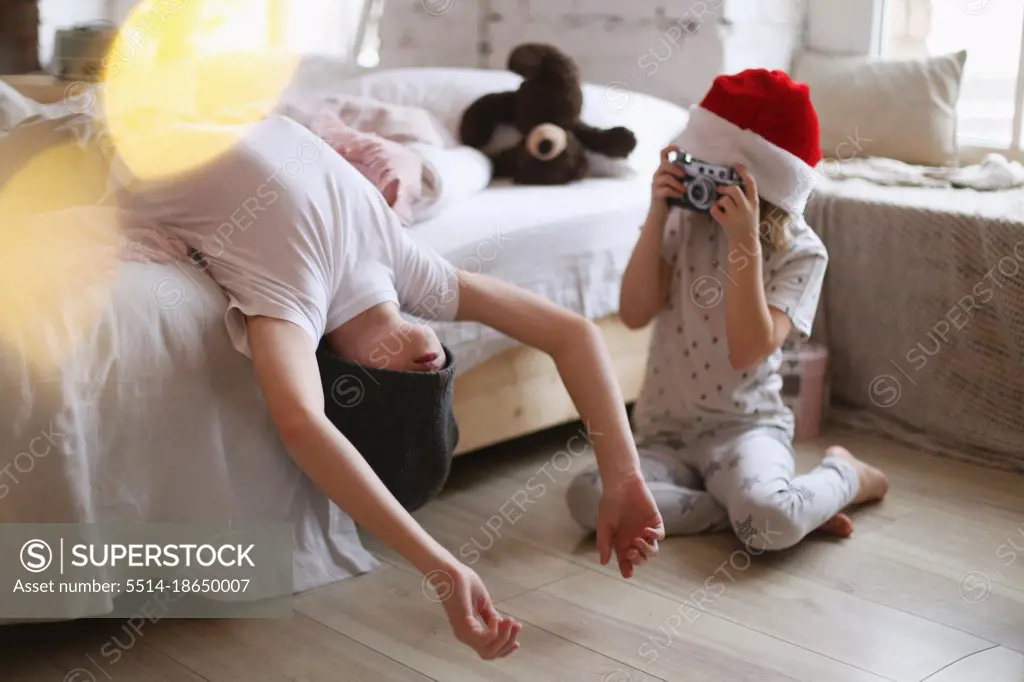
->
[728,352,756,372]
[619,307,652,330]
[727,341,773,372]
[618,294,660,330]
[273,407,322,449]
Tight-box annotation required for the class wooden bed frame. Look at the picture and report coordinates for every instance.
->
[452,315,651,455]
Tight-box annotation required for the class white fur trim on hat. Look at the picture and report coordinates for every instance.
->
[673,106,817,216]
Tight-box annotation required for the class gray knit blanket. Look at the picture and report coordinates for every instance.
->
[806,177,1024,473]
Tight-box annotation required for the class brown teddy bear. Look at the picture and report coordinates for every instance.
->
[458,43,638,185]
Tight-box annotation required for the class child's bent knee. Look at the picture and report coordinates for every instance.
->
[566,470,602,531]
[729,496,804,552]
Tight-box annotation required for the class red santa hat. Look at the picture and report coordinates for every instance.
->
[674,69,822,217]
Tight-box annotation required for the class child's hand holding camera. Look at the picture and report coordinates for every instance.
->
[648,145,687,221]
[710,164,760,244]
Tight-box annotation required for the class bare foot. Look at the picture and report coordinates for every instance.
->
[817,513,854,538]
[826,445,890,504]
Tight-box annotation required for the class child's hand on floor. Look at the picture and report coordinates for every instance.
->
[710,164,760,244]
[431,561,522,659]
[596,473,666,578]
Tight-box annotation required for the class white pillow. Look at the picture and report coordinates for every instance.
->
[793,49,967,167]
[331,67,690,178]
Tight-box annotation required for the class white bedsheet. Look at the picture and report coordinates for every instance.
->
[0,237,377,623]
[410,176,649,371]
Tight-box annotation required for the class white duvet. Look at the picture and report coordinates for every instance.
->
[0,209,377,622]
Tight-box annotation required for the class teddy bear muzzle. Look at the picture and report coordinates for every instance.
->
[525,123,569,161]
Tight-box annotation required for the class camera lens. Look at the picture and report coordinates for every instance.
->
[688,177,716,210]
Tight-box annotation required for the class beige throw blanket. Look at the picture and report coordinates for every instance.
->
[825,154,1024,191]
[806,177,1024,473]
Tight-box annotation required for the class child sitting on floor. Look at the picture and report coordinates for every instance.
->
[567,69,889,551]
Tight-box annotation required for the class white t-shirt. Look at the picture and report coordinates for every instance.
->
[118,115,459,356]
[632,210,828,440]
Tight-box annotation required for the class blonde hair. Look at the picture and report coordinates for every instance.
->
[759,199,792,251]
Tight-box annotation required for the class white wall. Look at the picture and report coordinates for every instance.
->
[806,0,883,55]
[377,0,804,107]
[38,0,111,68]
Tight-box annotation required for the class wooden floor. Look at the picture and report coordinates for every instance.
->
[5,425,1024,682]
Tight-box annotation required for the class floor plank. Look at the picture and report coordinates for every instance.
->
[142,613,431,682]
[3,657,79,682]
[761,523,1024,651]
[2,618,207,682]
[295,564,660,682]
[361,497,587,601]
[618,533,993,682]
[925,646,1024,682]
[500,570,888,682]
[865,508,1024,594]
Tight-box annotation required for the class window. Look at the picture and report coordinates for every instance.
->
[270,0,376,59]
[882,0,1024,153]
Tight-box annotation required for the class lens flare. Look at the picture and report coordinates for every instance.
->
[100,0,301,180]
[0,1,302,369]
[0,113,124,368]
[0,199,120,370]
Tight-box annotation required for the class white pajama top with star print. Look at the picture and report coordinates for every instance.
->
[632,209,828,441]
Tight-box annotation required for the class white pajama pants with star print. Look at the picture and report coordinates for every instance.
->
[567,426,860,551]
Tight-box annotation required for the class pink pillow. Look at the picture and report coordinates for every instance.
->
[311,110,423,224]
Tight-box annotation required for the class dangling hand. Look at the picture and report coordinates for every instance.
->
[596,471,665,578]
[430,561,522,659]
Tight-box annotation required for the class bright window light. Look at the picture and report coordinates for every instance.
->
[883,0,1024,150]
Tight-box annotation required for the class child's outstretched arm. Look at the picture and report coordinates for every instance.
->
[455,272,665,578]
[246,316,522,661]
[619,146,685,329]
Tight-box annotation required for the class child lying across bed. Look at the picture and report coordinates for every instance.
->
[116,114,665,660]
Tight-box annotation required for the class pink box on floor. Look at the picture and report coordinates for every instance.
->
[780,343,829,442]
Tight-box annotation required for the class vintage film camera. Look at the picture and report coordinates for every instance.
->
[666,150,745,214]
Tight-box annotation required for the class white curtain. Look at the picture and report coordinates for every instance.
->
[883,0,931,58]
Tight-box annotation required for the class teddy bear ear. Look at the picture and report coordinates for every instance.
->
[459,92,517,149]
[572,123,638,159]
[508,43,577,81]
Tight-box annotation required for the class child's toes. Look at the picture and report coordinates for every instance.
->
[818,513,854,538]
